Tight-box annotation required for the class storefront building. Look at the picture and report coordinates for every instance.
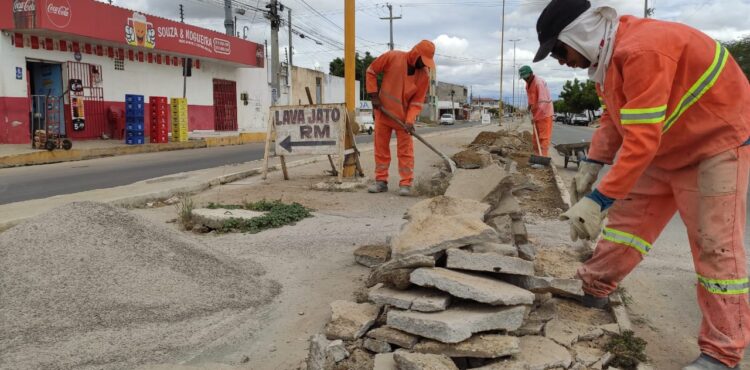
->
[0,0,269,144]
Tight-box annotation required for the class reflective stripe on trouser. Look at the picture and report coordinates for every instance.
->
[577,146,750,367]
[373,111,415,186]
[532,116,553,157]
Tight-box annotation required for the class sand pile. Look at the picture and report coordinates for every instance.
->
[0,201,280,369]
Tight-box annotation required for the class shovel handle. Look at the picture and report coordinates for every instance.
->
[379,107,437,152]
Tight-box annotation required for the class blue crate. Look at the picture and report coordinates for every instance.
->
[125,95,144,103]
[126,130,145,138]
[125,115,144,123]
[126,105,144,114]
[126,137,145,145]
[126,123,145,131]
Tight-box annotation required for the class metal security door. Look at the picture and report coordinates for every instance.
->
[66,62,105,139]
[213,79,238,131]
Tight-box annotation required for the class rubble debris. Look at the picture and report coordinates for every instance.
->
[452,149,493,169]
[599,323,621,335]
[513,320,545,335]
[367,268,414,290]
[488,191,523,219]
[334,348,374,370]
[471,131,506,147]
[391,196,498,258]
[324,301,380,340]
[410,268,535,306]
[488,215,514,244]
[373,353,397,370]
[468,242,518,257]
[377,255,436,272]
[444,164,513,204]
[307,334,349,370]
[363,338,393,353]
[369,284,451,312]
[367,326,420,349]
[544,318,603,348]
[573,343,604,366]
[528,299,559,323]
[514,335,573,370]
[387,303,526,343]
[354,244,391,268]
[516,243,537,261]
[500,275,584,298]
[613,305,633,332]
[471,359,530,369]
[446,249,535,276]
[511,220,529,245]
[393,350,459,370]
[413,334,520,358]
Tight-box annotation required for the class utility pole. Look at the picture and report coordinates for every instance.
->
[267,0,281,105]
[179,4,184,23]
[498,0,505,126]
[510,38,519,115]
[224,0,234,36]
[288,7,293,104]
[380,3,401,50]
[644,0,648,17]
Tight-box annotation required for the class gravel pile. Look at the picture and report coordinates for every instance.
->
[0,201,280,369]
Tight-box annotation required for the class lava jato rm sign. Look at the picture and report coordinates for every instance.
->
[272,104,344,156]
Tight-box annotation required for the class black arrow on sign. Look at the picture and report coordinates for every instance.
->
[279,136,336,152]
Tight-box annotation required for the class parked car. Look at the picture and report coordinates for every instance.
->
[570,114,590,126]
[439,114,455,125]
[357,115,374,134]
[554,114,569,124]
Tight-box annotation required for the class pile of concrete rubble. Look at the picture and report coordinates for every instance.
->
[307,131,637,370]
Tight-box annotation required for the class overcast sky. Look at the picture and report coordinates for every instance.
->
[115,0,749,101]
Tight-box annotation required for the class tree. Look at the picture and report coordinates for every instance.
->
[725,35,750,80]
[329,51,379,99]
[559,78,601,121]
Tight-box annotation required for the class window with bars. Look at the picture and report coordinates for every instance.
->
[114,58,125,71]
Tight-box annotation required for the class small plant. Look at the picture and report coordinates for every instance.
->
[604,330,648,369]
[209,200,313,234]
[176,193,195,230]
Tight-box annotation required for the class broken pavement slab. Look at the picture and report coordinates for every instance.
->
[391,196,498,258]
[366,268,414,290]
[468,242,518,257]
[446,249,535,276]
[413,334,520,358]
[354,244,391,268]
[363,338,393,354]
[444,163,512,204]
[386,303,526,343]
[393,350,459,370]
[487,190,523,219]
[410,268,534,306]
[190,208,265,230]
[544,318,603,348]
[324,301,380,340]
[307,334,349,370]
[367,326,420,350]
[373,353,397,370]
[369,284,451,312]
[500,275,584,298]
[515,336,572,370]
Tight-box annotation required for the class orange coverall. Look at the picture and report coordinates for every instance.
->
[526,75,554,156]
[366,41,433,186]
[576,16,750,366]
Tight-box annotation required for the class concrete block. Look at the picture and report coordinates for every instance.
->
[393,350,458,370]
[516,243,536,261]
[391,196,498,258]
[413,334,520,358]
[374,353,397,370]
[368,284,451,312]
[363,338,393,354]
[367,326,420,349]
[354,244,391,267]
[307,334,349,370]
[191,208,265,229]
[613,305,632,332]
[468,242,518,257]
[387,303,526,343]
[446,249,534,276]
[410,268,534,306]
[324,301,380,340]
[514,336,572,370]
[444,163,512,204]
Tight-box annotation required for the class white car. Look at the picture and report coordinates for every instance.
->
[358,115,374,135]
[439,113,455,125]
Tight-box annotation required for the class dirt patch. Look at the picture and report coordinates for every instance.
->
[534,248,585,279]
[556,298,615,326]
[470,131,505,146]
[451,149,490,169]
[512,152,567,219]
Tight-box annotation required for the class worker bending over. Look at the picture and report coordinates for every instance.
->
[366,40,435,196]
[519,65,554,160]
[533,0,750,368]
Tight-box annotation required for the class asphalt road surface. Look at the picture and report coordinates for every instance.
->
[0,122,480,205]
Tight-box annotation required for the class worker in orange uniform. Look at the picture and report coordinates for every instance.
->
[366,40,435,196]
[519,65,554,163]
[533,0,750,368]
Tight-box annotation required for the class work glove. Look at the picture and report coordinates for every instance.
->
[570,160,603,204]
[405,122,416,135]
[560,197,606,241]
[370,93,382,110]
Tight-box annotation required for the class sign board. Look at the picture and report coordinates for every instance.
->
[15,67,22,80]
[481,113,491,124]
[271,104,344,156]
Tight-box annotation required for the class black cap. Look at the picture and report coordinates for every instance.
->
[533,0,591,62]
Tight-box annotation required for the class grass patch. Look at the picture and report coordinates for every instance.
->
[604,330,648,369]
[207,200,313,234]
[176,193,195,230]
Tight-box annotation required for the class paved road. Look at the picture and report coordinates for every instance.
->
[0,122,480,205]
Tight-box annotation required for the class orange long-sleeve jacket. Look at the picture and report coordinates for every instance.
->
[526,75,554,121]
[588,16,750,199]
[366,41,433,125]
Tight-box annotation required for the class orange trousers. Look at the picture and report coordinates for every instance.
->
[373,114,414,186]
[533,116,553,157]
[577,146,750,367]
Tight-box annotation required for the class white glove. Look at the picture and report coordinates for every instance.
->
[570,161,603,204]
[560,197,606,241]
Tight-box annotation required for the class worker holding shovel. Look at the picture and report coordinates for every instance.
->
[519,65,554,168]
[533,0,750,368]
[366,40,436,196]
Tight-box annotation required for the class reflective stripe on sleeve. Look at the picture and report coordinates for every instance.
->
[619,105,667,125]
[663,41,730,133]
[602,227,652,255]
[697,275,750,295]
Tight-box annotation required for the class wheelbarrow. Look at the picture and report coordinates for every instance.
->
[554,142,591,168]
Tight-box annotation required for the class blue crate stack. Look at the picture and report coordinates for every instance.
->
[125,94,145,145]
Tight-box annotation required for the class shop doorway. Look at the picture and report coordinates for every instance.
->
[213,79,238,131]
[27,61,65,140]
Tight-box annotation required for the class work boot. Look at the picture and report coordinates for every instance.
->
[581,293,609,309]
[683,354,739,370]
[399,186,412,197]
[530,164,546,169]
[368,181,388,193]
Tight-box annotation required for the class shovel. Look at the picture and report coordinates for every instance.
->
[529,115,551,166]
[379,107,457,173]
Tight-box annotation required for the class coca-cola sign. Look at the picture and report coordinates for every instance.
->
[13,0,35,13]
[46,0,71,28]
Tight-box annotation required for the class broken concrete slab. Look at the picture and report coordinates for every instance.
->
[514,336,572,370]
[613,305,632,332]
[452,149,493,169]
[410,268,534,306]
[488,191,522,218]
[544,319,602,348]
[413,334,520,358]
[367,326,419,349]
[314,177,368,192]
[444,163,512,204]
[387,303,526,343]
[378,255,436,271]
[516,243,536,261]
[391,196,498,258]
[500,275,584,298]
[599,323,620,335]
[366,268,413,290]
[354,244,391,268]
[528,299,559,323]
[373,353,397,370]
[468,242,518,257]
[363,338,393,354]
[393,350,459,370]
[511,220,529,245]
[573,343,604,366]
[513,320,545,336]
[446,249,535,276]
[307,334,350,370]
[325,301,380,340]
[471,359,530,370]
[368,284,451,312]
[487,215,514,244]
[334,348,374,370]
[191,208,265,230]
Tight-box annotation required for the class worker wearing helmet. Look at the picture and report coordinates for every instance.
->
[519,65,554,160]
[366,40,435,196]
[533,0,750,368]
